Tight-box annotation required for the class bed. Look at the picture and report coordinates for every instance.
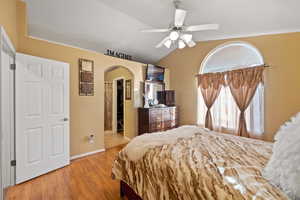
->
[112,126,288,200]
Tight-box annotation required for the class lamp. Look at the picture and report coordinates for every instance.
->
[164,39,172,48]
[181,34,192,42]
[178,40,186,49]
[169,31,179,41]
[181,34,196,47]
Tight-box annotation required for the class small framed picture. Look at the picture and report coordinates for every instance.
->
[125,80,132,100]
[80,83,94,96]
[80,72,94,82]
[79,58,94,96]
[79,59,94,72]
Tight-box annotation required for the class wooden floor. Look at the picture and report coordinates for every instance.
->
[6,145,126,200]
[105,133,129,149]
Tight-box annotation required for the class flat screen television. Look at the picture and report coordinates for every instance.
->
[146,64,165,82]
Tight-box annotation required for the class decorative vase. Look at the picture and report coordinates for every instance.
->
[144,98,150,108]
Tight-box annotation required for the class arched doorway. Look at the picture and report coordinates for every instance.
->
[104,66,134,148]
[198,41,265,136]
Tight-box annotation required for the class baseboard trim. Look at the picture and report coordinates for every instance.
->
[70,149,106,160]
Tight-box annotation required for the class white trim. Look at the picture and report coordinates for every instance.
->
[124,136,131,141]
[104,130,114,135]
[199,41,264,73]
[197,41,265,133]
[70,149,106,160]
[112,77,125,134]
[0,26,16,198]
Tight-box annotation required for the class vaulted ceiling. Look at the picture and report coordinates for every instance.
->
[24,0,300,64]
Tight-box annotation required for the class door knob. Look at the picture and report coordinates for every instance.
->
[62,118,69,122]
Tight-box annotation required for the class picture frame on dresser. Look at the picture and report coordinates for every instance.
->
[144,81,165,106]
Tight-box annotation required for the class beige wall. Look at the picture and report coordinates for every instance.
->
[3,0,296,155]
[158,33,300,141]
[1,0,170,156]
[0,0,18,48]
[16,1,145,156]
[105,67,135,139]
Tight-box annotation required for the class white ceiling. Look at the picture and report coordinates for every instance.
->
[24,0,300,64]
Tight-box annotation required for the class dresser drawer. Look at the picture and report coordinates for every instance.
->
[162,109,171,121]
[150,122,162,132]
[149,109,162,123]
[138,107,178,135]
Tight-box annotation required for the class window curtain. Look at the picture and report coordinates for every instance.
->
[104,82,113,130]
[226,66,265,137]
[197,72,225,130]
[204,84,264,135]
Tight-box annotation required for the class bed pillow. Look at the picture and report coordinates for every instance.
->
[263,112,300,200]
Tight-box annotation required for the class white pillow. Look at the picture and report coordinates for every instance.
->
[263,112,300,200]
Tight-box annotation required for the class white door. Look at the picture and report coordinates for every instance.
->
[16,53,70,184]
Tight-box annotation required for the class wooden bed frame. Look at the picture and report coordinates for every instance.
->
[120,181,143,200]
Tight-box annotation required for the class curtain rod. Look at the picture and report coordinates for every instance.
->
[195,64,270,77]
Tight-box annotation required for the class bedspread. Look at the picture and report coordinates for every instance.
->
[112,127,287,200]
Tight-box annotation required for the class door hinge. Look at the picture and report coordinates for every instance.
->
[10,63,16,70]
[11,160,16,166]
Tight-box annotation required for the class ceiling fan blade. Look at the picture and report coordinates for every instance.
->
[141,28,170,33]
[156,36,171,48]
[185,24,219,32]
[174,9,187,27]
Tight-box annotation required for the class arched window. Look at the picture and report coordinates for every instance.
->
[198,42,264,136]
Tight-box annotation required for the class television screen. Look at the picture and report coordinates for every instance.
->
[146,65,165,82]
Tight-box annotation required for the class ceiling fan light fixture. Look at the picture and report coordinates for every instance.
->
[187,40,196,48]
[143,0,219,50]
[178,40,186,49]
[169,31,179,41]
[164,39,172,48]
[181,34,193,42]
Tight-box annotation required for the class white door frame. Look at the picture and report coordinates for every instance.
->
[112,77,125,134]
[0,26,16,200]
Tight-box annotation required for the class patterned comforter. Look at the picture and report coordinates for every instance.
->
[112,129,287,200]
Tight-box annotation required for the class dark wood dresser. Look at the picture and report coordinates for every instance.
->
[138,106,179,135]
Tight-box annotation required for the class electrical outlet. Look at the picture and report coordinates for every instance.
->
[88,134,95,144]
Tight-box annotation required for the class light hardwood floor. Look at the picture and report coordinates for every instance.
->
[105,133,129,149]
[6,145,126,200]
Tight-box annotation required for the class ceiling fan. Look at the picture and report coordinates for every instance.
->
[141,0,219,49]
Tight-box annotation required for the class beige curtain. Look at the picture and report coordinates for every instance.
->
[197,72,225,130]
[104,82,113,131]
[226,66,265,137]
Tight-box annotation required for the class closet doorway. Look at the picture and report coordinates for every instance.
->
[104,66,134,149]
[116,79,124,133]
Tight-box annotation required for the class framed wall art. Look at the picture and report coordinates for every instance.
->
[125,80,132,100]
[79,58,94,96]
